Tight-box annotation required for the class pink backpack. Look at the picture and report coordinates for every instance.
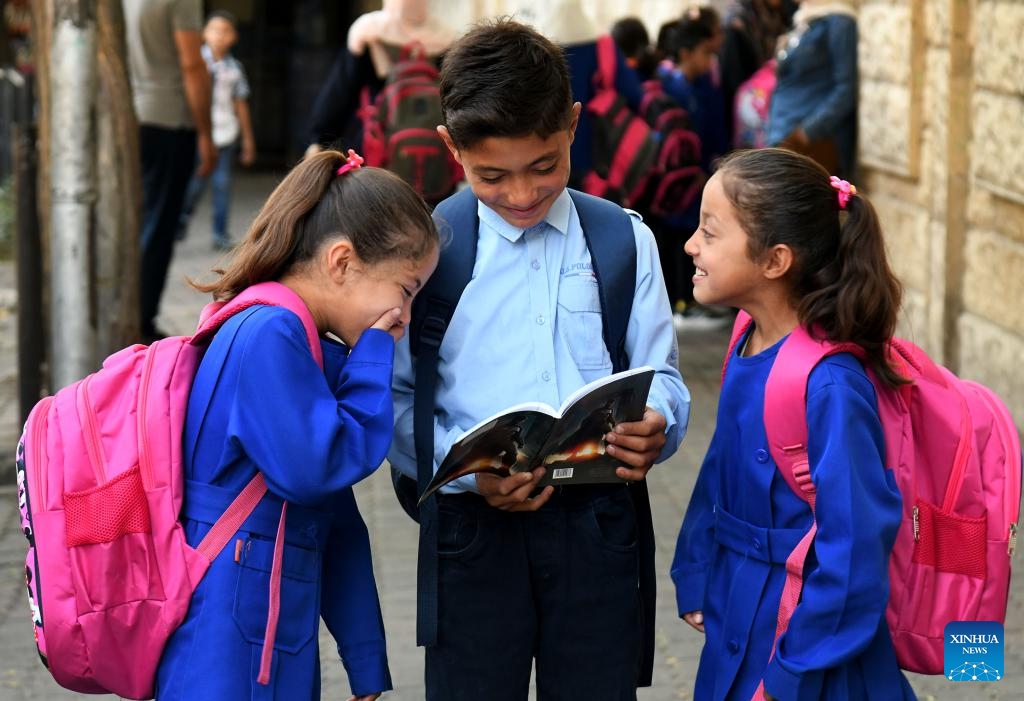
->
[15,282,323,699]
[724,312,1021,683]
[733,59,776,150]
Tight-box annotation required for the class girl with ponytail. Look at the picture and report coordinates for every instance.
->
[670,148,916,700]
[157,150,439,701]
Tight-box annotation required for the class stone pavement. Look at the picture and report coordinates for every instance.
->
[0,172,1020,699]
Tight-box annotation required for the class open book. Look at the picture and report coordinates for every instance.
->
[418,366,655,505]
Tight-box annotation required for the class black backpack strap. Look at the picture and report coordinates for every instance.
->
[568,189,635,374]
[568,189,656,686]
[408,187,479,647]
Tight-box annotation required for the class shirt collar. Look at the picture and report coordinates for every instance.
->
[477,190,572,242]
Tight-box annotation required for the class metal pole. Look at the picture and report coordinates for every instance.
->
[11,68,43,422]
[50,2,97,386]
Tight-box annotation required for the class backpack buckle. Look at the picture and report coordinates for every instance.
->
[418,313,448,351]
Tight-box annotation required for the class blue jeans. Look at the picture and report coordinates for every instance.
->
[426,486,642,700]
[180,141,238,243]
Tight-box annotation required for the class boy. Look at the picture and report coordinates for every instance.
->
[388,19,690,701]
[178,10,255,251]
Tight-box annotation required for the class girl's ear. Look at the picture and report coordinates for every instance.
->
[762,243,794,280]
[325,238,356,283]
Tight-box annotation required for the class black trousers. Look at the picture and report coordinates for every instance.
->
[426,486,642,701]
[139,125,197,335]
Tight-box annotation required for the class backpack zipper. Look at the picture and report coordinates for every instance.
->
[969,383,1021,558]
[137,343,157,488]
[78,376,107,485]
[28,397,54,506]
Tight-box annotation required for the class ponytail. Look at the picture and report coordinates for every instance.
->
[717,148,905,386]
[800,193,906,386]
[192,150,436,300]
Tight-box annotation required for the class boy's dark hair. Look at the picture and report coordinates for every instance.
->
[193,151,438,301]
[206,10,238,29]
[665,11,716,57]
[438,18,573,149]
[655,19,680,58]
[717,148,905,386]
[611,16,650,60]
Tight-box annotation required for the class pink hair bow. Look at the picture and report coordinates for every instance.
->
[336,149,365,176]
[829,175,857,209]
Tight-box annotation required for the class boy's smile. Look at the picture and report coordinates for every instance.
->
[438,105,579,230]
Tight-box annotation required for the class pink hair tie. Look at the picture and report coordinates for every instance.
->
[336,149,365,176]
[830,175,857,209]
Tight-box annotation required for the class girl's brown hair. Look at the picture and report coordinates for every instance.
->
[717,148,906,386]
[193,151,438,300]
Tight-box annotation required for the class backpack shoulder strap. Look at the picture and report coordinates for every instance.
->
[568,189,636,373]
[569,189,660,683]
[594,34,617,91]
[193,281,324,371]
[409,187,479,647]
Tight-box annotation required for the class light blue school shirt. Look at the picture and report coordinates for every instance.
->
[389,189,691,493]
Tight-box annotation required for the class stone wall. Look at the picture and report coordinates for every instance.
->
[433,0,1024,428]
[861,0,1024,427]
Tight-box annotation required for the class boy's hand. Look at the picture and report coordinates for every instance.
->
[476,468,554,511]
[605,408,667,481]
[682,610,705,633]
[240,138,256,166]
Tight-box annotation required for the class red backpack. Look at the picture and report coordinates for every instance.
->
[584,35,705,218]
[360,42,463,203]
[724,312,1021,685]
[16,282,323,699]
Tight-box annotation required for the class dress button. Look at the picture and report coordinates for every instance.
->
[541,371,551,381]
[755,449,769,464]
[536,315,545,325]
[531,259,541,270]
[728,640,740,653]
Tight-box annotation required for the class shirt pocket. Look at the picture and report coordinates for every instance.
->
[558,274,611,371]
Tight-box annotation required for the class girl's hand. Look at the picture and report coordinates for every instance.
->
[371,308,403,340]
[606,408,667,481]
[683,610,705,633]
[476,468,554,511]
[346,694,382,701]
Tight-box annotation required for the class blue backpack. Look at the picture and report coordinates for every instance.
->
[399,187,658,685]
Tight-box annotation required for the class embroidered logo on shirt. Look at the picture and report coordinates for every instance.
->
[944,621,1004,681]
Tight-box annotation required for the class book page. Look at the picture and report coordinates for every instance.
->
[418,407,557,504]
[536,366,655,486]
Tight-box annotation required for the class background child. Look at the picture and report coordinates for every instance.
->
[658,8,731,329]
[388,18,690,701]
[671,148,915,700]
[156,151,439,700]
[178,10,256,251]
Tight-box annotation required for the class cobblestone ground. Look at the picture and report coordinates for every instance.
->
[0,173,1020,699]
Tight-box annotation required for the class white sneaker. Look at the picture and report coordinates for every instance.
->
[673,308,733,332]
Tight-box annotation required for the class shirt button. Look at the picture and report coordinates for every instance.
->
[536,315,545,325]
[531,259,541,270]
[755,449,769,464]
[541,371,551,382]
[728,640,740,653]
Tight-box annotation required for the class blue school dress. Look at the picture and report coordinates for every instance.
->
[671,332,916,700]
[156,306,395,700]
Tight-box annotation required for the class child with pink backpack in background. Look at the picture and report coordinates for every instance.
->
[672,148,1020,700]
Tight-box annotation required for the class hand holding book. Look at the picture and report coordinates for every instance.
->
[417,367,656,505]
